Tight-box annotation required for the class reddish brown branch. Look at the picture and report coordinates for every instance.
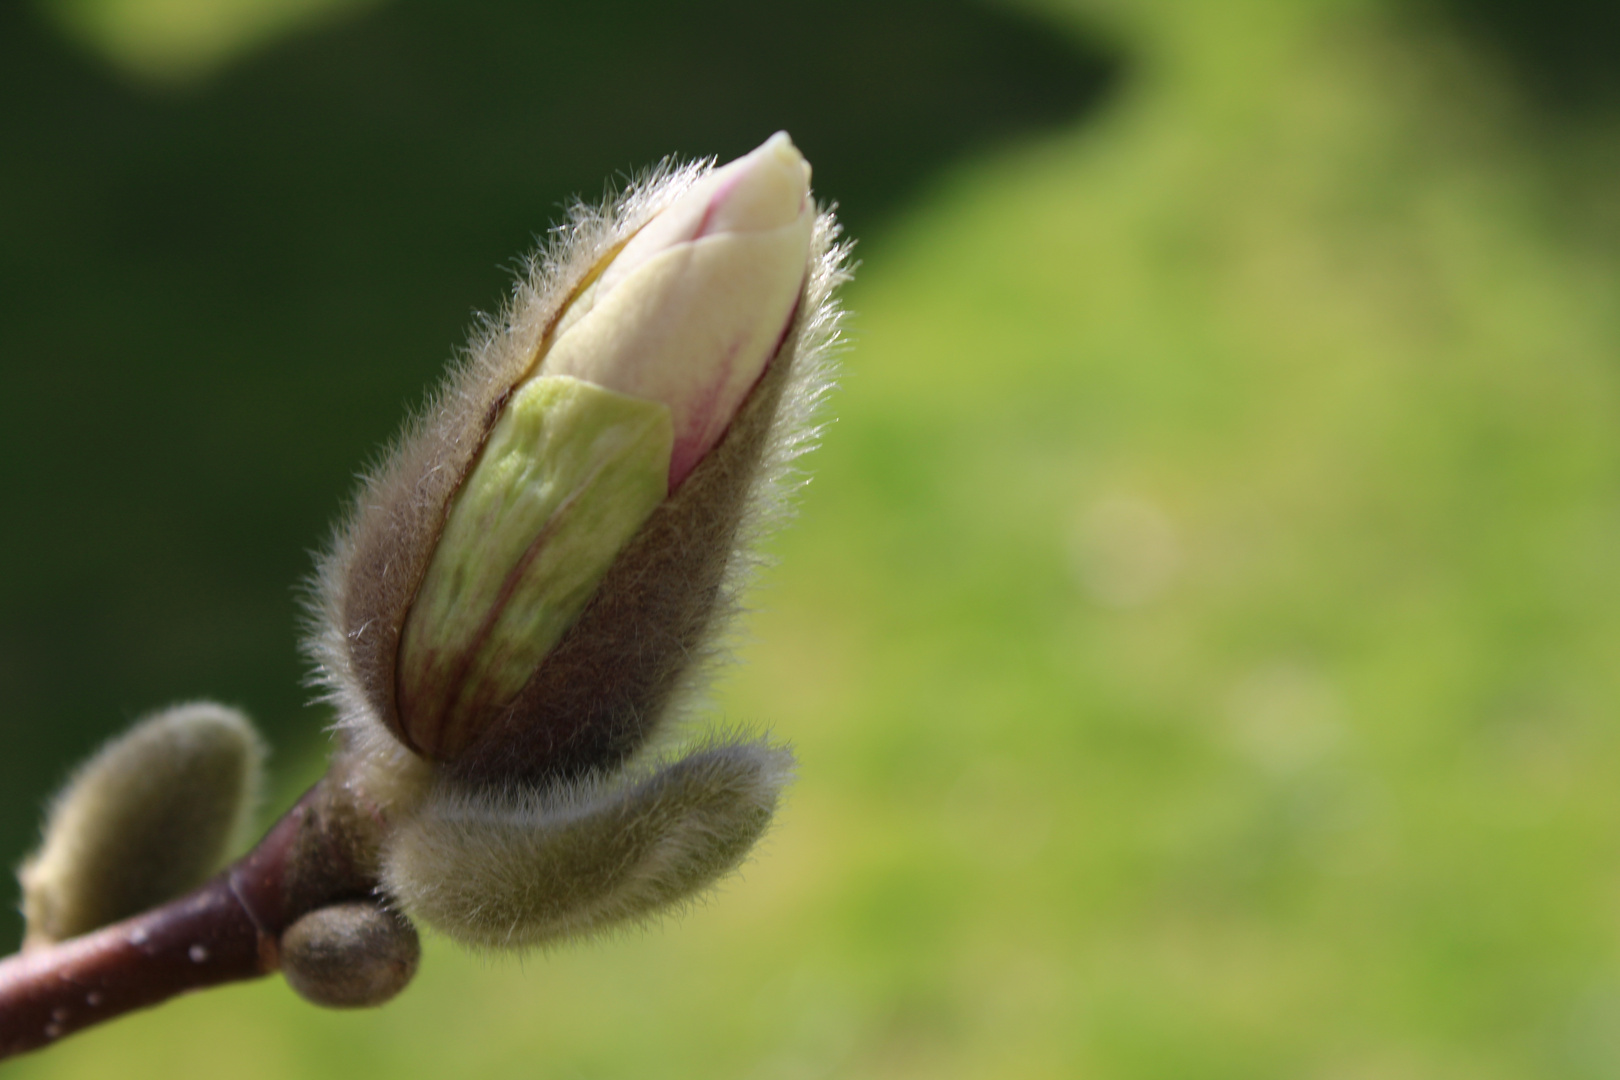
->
[0,874,270,1057]
[0,761,395,1060]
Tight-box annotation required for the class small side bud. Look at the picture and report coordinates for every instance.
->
[380,738,793,949]
[18,702,265,947]
[279,902,421,1009]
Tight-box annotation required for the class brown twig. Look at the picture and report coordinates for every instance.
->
[0,874,268,1057]
[0,758,393,1060]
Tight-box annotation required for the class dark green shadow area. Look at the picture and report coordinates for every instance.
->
[0,0,1119,950]
[1432,0,1620,110]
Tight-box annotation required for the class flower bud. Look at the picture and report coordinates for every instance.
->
[544,131,815,490]
[315,133,846,787]
[394,378,673,761]
[389,135,812,764]
[306,135,851,955]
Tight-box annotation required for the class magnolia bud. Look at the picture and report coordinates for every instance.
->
[316,133,847,787]
[544,131,815,490]
[309,135,850,950]
[395,378,673,762]
[279,902,420,1009]
[389,134,815,765]
[18,703,264,947]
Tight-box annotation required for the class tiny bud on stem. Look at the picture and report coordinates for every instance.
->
[280,902,420,1008]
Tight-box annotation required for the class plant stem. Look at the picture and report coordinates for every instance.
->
[0,875,270,1058]
[0,760,393,1060]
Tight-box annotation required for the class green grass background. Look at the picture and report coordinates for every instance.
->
[9,0,1620,1077]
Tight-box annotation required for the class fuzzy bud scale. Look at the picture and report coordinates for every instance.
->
[388,133,815,764]
[396,376,671,760]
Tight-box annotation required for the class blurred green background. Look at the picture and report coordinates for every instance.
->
[4,0,1620,1076]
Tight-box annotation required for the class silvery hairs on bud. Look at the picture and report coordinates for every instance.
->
[310,154,848,786]
[303,138,851,946]
[382,737,793,950]
[18,703,265,948]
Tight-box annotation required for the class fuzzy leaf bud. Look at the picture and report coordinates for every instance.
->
[380,738,793,949]
[18,703,265,947]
